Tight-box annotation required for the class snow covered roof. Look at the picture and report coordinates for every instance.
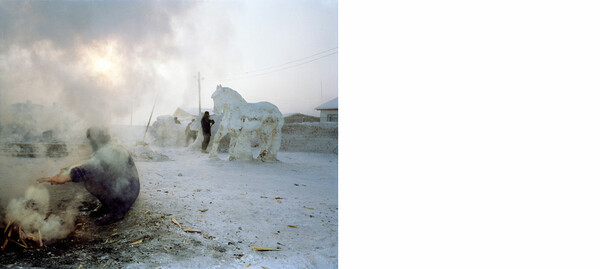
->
[172,107,213,118]
[315,97,338,110]
[172,107,196,121]
[176,107,203,115]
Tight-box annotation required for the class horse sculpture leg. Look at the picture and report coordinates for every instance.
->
[227,132,238,160]
[229,130,253,161]
[269,119,283,161]
[209,128,225,158]
[257,119,281,162]
[260,128,278,162]
[270,125,281,158]
[259,130,268,154]
[257,128,270,161]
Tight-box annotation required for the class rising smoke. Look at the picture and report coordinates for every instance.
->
[0,1,240,124]
[0,0,188,206]
[0,1,194,124]
[0,1,237,240]
[6,184,83,243]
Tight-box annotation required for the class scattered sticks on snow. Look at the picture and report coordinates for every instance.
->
[130,238,144,245]
[171,217,207,236]
[171,217,183,230]
[249,245,282,251]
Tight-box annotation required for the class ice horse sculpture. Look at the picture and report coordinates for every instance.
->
[209,85,283,161]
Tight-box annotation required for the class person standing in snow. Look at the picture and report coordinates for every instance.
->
[38,127,140,226]
[185,119,198,146]
[200,111,215,153]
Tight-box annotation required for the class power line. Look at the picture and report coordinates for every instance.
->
[243,47,338,74]
[239,51,337,79]
[222,49,337,81]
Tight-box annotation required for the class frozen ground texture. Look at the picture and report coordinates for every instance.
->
[134,148,338,268]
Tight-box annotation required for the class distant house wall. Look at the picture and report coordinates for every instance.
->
[284,113,319,124]
[281,122,338,154]
[319,109,338,123]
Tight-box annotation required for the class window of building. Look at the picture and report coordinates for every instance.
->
[327,114,338,122]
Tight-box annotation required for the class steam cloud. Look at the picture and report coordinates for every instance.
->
[6,185,83,243]
[0,1,194,124]
[0,1,191,213]
[0,1,238,242]
[0,1,238,220]
[0,1,239,122]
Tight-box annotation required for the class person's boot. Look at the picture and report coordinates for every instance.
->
[94,212,125,226]
[90,204,109,218]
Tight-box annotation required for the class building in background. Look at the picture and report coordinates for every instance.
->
[315,97,338,123]
[283,113,319,124]
[172,107,198,122]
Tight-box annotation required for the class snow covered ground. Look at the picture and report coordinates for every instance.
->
[1,125,338,268]
[131,147,338,268]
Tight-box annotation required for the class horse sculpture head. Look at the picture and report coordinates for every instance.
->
[211,84,246,115]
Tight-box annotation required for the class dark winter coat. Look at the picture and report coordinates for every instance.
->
[69,127,140,225]
[201,115,215,135]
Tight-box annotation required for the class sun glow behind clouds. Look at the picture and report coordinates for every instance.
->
[94,57,112,73]
[80,39,124,85]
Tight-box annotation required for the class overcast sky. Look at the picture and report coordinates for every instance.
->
[0,0,338,125]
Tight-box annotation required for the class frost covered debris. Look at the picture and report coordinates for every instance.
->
[129,144,171,162]
[148,115,188,147]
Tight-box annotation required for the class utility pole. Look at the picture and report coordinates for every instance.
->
[198,72,202,115]
[318,80,324,118]
[130,90,134,126]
